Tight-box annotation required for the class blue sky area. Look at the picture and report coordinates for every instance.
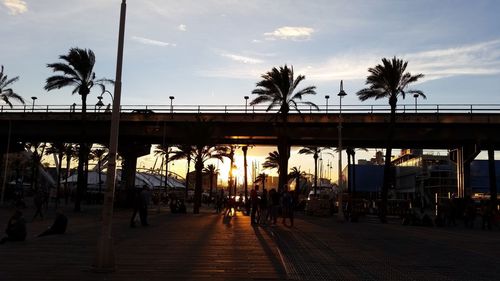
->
[2,0,500,181]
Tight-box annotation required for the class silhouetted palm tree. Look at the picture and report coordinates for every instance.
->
[45,142,65,206]
[0,65,25,108]
[298,146,328,194]
[356,57,424,222]
[254,173,268,190]
[192,146,227,213]
[250,65,317,191]
[63,144,77,204]
[203,164,219,199]
[45,48,113,212]
[262,151,280,171]
[288,167,306,194]
[170,145,195,199]
[25,142,46,192]
[154,144,174,188]
[222,145,239,197]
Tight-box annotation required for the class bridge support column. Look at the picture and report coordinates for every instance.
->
[454,145,479,198]
[118,143,151,207]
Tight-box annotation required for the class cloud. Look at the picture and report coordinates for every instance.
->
[3,0,27,15]
[131,36,176,47]
[220,53,263,64]
[264,26,314,41]
[178,24,187,31]
[199,39,500,83]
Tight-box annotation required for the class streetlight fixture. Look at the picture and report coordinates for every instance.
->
[169,96,175,114]
[413,93,419,113]
[31,96,37,112]
[244,96,249,113]
[325,95,330,114]
[337,80,347,222]
[94,0,126,272]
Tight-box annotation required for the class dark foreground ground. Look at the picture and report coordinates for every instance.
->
[0,204,499,281]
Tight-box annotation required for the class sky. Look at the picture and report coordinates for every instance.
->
[2,0,500,183]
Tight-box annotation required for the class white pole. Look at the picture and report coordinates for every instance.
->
[94,0,126,271]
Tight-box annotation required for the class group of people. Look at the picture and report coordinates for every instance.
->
[213,185,297,227]
[1,208,68,245]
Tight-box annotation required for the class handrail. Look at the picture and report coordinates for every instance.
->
[2,103,500,114]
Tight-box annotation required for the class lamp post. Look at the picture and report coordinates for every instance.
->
[337,80,347,222]
[244,96,249,113]
[94,0,126,272]
[325,95,330,114]
[413,93,419,113]
[169,96,174,114]
[96,96,104,111]
[31,96,37,112]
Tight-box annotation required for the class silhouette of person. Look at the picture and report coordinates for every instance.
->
[1,210,27,244]
[38,209,68,237]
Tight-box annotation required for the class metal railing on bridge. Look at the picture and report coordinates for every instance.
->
[2,103,500,114]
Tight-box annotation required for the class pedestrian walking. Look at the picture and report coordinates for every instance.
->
[139,185,150,226]
[281,190,294,227]
[250,185,260,225]
[130,188,141,227]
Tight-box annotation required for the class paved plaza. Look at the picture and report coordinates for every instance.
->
[0,204,499,280]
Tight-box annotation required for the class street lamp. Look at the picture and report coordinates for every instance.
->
[169,96,175,114]
[337,80,347,222]
[244,96,249,113]
[94,0,126,272]
[325,95,330,114]
[413,93,419,113]
[31,96,37,112]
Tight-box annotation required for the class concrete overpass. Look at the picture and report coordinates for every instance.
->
[1,104,499,197]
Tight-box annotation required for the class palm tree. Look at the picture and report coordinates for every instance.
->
[254,173,268,190]
[25,142,46,192]
[262,151,280,171]
[45,142,65,207]
[0,65,25,108]
[63,144,77,204]
[222,145,239,197]
[192,146,227,213]
[170,145,195,199]
[356,57,424,222]
[250,65,317,192]
[154,144,173,188]
[45,48,113,212]
[298,146,327,195]
[89,146,108,193]
[203,164,219,200]
[288,167,306,194]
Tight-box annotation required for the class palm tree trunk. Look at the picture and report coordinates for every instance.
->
[352,151,356,198]
[65,152,71,205]
[278,138,290,192]
[313,154,318,194]
[243,146,249,202]
[98,157,102,193]
[75,93,88,212]
[380,100,397,222]
[209,172,214,200]
[185,157,191,199]
[56,151,63,208]
[347,151,352,194]
[164,148,169,189]
[194,155,203,214]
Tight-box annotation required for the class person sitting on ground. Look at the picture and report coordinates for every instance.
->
[37,209,68,237]
[0,210,27,244]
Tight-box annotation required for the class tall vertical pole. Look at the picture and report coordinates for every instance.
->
[337,80,346,222]
[94,0,126,271]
